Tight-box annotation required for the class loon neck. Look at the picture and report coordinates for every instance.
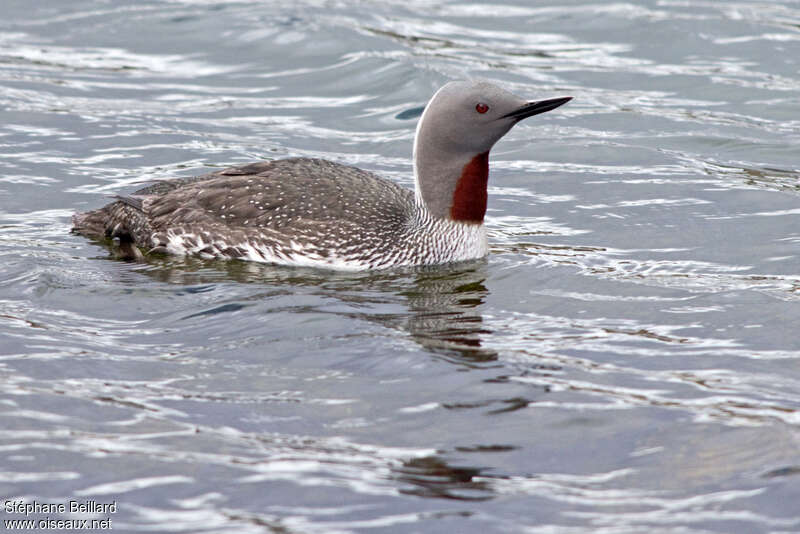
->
[413,146,490,224]
[449,151,489,223]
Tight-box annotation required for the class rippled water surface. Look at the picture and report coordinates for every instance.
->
[2,1,800,532]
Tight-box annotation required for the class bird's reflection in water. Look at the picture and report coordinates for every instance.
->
[393,455,494,501]
[95,249,506,501]
[100,245,498,366]
[393,263,497,365]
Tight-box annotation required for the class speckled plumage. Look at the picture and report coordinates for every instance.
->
[73,158,487,270]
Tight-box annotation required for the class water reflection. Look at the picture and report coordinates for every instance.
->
[398,267,497,364]
[394,456,493,501]
[87,245,498,365]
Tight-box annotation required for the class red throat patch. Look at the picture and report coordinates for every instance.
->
[450,151,489,223]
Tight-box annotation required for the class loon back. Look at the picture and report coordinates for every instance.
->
[73,158,423,268]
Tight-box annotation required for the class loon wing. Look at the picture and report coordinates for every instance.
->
[74,158,415,265]
[145,158,413,231]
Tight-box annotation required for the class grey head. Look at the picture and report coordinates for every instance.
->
[413,80,571,223]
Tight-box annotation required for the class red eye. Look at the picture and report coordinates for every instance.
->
[475,103,489,114]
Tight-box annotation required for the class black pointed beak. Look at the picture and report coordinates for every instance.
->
[501,96,572,121]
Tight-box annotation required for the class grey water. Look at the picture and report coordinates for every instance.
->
[1,1,799,532]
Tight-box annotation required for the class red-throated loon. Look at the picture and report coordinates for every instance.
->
[72,81,571,270]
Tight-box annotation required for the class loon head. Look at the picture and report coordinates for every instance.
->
[413,80,571,223]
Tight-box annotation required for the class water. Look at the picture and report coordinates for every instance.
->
[1,0,799,532]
